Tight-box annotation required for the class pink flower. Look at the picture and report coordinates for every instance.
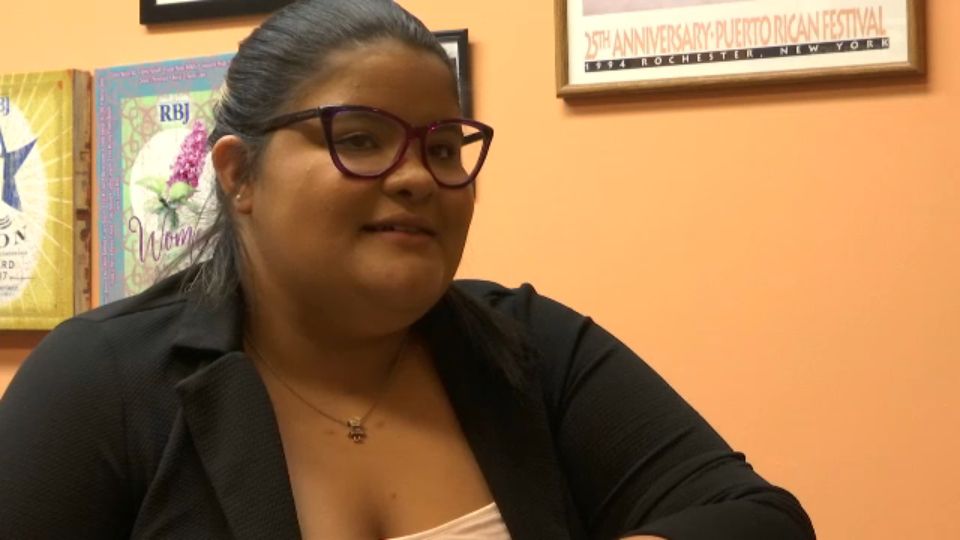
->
[169,121,208,188]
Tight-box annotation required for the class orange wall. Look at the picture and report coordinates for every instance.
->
[2,1,958,538]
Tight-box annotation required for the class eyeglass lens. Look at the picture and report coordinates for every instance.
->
[328,109,485,186]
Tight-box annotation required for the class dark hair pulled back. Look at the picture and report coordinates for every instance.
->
[180,0,453,300]
[176,0,531,388]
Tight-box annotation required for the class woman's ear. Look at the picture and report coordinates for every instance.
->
[212,135,253,214]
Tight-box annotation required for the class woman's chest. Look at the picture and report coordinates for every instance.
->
[268,358,496,539]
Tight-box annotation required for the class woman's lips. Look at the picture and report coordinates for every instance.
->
[362,224,434,235]
[362,214,437,237]
[361,221,436,247]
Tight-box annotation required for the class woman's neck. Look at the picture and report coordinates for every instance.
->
[242,288,413,397]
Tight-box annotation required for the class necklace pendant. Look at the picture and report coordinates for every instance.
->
[347,418,367,444]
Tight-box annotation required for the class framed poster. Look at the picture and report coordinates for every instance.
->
[435,29,475,118]
[96,54,231,304]
[556,0,925,97]
[140,0,296,24]
[0,70,92,330]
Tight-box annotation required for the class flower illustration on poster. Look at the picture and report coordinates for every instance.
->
[0,102,46,310]
[122,93,217,294]
[133,120,209,230]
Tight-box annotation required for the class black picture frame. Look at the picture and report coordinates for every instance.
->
[136,8,475,116]
[140,0,296,24]
[434,29,474,119]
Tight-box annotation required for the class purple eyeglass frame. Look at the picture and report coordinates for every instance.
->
[260,104,494,188]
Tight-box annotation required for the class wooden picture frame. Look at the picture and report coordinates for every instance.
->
[140,0,296,24]
[556,0,925,98]
[0,70,91,329]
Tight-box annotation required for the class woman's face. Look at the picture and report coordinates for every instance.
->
[239,40,475,326]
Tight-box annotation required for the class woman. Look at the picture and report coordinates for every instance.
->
[0,1,815,538]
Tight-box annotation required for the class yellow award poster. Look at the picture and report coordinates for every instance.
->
[0,70,91,329]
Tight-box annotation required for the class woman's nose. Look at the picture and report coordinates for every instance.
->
[381,143,437,202]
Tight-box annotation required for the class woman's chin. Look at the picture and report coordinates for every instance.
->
[357,267,452,315]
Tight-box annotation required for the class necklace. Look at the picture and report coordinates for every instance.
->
[244,336,407,444]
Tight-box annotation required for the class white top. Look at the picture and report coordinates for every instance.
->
[384,503,511,539]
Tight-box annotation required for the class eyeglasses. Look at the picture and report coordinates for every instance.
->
[261,105,494,188]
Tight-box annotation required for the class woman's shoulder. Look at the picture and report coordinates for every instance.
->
[50,273,190,355]
[449,279,604,387]
[452,278,589,332]
[6,271,236,440]
[78,271,191,326]
[17,271,209,396]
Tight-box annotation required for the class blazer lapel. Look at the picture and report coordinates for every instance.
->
[166,281,574,539]
[427,301,573,540]
[170,292,301,539]
[176,351,302,539]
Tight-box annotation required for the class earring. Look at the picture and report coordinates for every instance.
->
[234,192,242,202]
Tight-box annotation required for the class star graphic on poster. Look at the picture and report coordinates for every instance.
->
[0,126,37,212]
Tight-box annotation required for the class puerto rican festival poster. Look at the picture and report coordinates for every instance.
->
[568,0,914,86]
[0,70,91,330]
[96,53,231,304]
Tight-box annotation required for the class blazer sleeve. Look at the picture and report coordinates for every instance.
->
[0,318,133,538]
[508,284,815,540]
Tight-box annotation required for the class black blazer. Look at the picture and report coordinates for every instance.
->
[0,273,814,539]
